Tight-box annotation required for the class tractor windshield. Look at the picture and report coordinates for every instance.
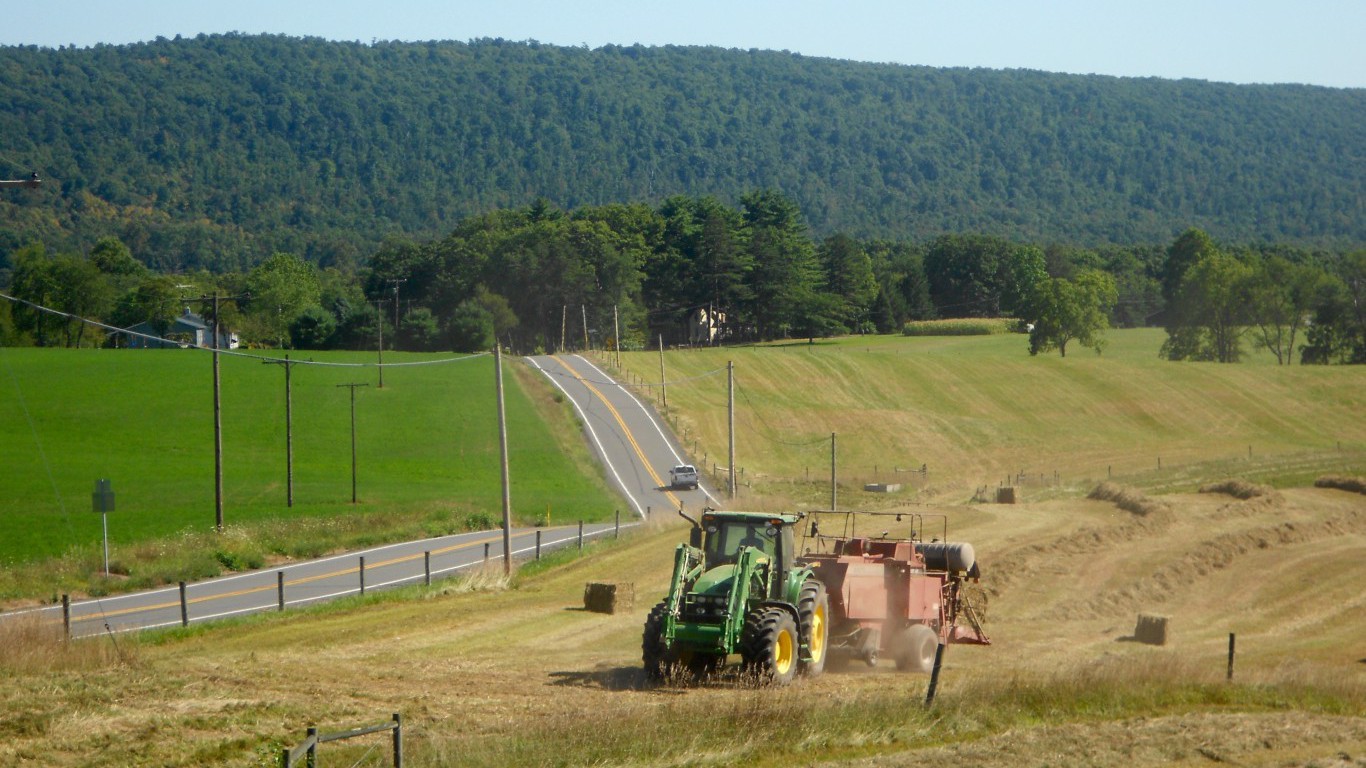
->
[704,520,776,564]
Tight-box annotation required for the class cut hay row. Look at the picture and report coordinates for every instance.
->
[981,493,1176,600]
[1199,478,1280,500]
[1053,505,1366,621]
[1314,475,1366,495]
[1087,481,1173,517]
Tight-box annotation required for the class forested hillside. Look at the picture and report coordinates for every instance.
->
[1,34,1362,273]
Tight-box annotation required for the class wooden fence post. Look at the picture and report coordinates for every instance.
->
[924,643,946,707]
[278,571,285,611]
[359,556,366,595]
[423,551,431,586]
[179,581,188,627]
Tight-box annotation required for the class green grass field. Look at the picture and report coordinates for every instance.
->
[616,328,1365,502]
[0,347,619,571]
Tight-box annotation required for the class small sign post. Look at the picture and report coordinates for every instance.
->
[92,479,115,576]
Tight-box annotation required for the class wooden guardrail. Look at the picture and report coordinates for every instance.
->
[282,713,402,767]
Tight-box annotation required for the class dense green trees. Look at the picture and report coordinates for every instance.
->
[1,195,1360,368]
[1,35,1362,276]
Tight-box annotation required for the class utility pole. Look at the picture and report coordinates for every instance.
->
[727,360,736,500]
[193,291,247,532]
[337,383,368,503]
[560,305,567,353]
[388,278,407,349]
[581,305,588,351]
[264,355,300,506]
[495,346,513,575]
[613,304,620,367]
[830,432,837,512]
[375,299,385,389]
[658,334,667,408]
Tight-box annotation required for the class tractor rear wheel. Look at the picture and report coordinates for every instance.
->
[642,601,672,681]
[740,608,800,686]
[894,623,939,673]
[797,578,829,677]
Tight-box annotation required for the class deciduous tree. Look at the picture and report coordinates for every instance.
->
[1026,270,1117,357]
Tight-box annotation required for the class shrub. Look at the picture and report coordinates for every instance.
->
[902,318,1014,336]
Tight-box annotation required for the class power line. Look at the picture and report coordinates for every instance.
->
[0,291,487,368]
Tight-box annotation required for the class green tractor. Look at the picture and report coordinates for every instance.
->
[642,509,829,685]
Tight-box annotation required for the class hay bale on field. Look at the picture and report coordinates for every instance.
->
[1088,482,1171,517]
[1315,475,1366,495]
[1134,613,1169,646]
[996,486,1017,504]
[584,582,634,614]
[1199,479,1279,500]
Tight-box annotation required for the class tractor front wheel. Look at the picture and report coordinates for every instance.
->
[642,601,672,681]
[740,608,800,686]
[797,578,829,677]
[894,623,939,673]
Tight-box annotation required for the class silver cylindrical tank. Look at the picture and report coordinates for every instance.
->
[915,541,976,573]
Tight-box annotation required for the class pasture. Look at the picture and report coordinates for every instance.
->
[0,347,619,597]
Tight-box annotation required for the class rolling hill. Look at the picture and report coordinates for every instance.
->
[2,35,1363,274]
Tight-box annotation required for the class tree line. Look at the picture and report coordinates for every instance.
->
[3,193,1361,365]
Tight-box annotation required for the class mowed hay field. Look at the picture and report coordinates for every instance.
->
[616,329,1365,500]
[2,330,1364,766]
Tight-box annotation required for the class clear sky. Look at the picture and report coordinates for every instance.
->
[4,0,1364,89]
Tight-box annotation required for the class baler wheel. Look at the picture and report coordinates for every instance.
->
[740,608,800,686]
[797,579,829,677]
[894,624,939,673]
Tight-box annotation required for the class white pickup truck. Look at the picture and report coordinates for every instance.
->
[668,464,699,490]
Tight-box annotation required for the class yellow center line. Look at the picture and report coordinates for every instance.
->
[554,355,681,509]
[68,528,579,624]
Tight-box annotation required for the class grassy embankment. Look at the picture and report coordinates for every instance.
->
[0,347,620,601]
[611,327,1365,505]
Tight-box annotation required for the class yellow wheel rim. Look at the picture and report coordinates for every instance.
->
[810,604,826,661]
[775,627,795,675]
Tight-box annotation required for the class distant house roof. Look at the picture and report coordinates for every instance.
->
[125,309,236,349]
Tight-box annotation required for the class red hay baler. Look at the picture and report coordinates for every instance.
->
[796,511,990,672]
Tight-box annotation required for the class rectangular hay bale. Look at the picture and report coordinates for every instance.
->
[1134,613,1169,646]
[584,582,634,614]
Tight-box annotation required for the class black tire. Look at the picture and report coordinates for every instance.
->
[740,607,800,686]
[642,601,671,681]
[797,578,829,677]
[894,623,939,674]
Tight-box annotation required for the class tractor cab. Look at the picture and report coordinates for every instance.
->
[699,512,792,569]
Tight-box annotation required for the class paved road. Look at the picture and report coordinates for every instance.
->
[5,522,629,639]
[2,353,701,639]
[526,353,719,518]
